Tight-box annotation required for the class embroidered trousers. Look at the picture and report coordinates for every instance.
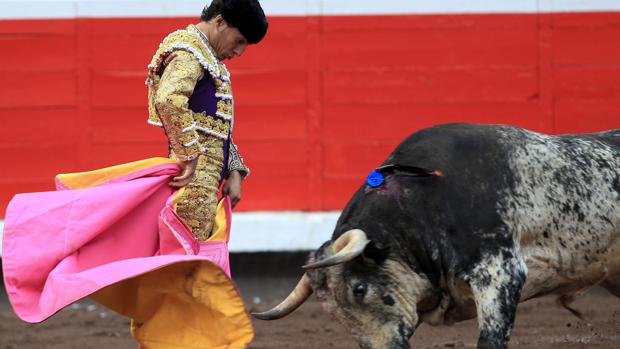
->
[170,136,225,241]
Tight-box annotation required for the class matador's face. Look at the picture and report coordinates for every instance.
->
[212,16,248,61]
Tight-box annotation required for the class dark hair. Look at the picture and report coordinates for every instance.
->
[200,0,268,44]
[200,0,223,22]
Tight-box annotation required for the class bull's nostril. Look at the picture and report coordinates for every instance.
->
[353,282,368,301]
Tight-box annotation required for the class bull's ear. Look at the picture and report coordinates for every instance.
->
[363,241,390,265]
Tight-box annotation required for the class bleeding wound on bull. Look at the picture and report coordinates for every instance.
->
[366,164,443,188]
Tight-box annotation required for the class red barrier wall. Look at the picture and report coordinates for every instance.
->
[1,12,620,216]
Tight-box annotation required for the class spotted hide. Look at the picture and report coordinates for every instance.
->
[254,123,620,349]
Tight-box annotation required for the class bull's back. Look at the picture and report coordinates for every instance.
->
[389,123,620,284]
[386,123,620,243]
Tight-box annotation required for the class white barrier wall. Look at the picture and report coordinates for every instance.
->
[228,211,339,252]
[0,212,339,256]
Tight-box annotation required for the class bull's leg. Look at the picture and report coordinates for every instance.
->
[465,249,527,349]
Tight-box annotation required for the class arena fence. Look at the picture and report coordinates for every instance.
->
[1,0,620,252]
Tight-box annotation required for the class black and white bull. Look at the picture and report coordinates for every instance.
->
[253,123,620,349]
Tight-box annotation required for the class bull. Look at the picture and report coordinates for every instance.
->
[253,123,620,349]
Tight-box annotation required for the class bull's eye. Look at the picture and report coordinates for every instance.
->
[352,282,368,301]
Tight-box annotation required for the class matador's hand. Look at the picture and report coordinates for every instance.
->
[222,170,242,208]
[170,157,199,187]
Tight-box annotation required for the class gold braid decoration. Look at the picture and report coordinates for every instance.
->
[171,140,224,241]
[215,80,233,96]
[195,113,230,137]
[216,100,233,116]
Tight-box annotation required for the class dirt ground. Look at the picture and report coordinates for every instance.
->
[1,277,619,349]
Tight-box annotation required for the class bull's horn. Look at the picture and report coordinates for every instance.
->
[302,229,369,269]
[251,274,313,320]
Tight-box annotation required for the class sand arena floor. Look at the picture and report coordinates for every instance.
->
[1,277,619,349]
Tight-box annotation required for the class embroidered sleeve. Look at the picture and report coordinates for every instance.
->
[154,50,204,160]
[227,139,250,179]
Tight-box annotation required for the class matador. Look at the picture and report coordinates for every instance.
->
[145,0,268,240]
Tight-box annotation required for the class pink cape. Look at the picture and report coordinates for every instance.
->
[2,158,254,348]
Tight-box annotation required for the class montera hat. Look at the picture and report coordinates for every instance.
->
[219,0,268,44]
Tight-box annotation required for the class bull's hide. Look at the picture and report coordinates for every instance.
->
[254,123,620,349]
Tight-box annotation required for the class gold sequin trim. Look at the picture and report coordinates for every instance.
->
[216,100,233,116]
[215,80,233,97]
[195,113,230,139]
[170,136,224,241]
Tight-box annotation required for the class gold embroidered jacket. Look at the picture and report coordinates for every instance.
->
[146,25,249,178]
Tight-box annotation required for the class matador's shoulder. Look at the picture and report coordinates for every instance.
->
[147,25,229,83]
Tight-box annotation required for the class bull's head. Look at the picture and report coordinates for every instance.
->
[253,229,442,349]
